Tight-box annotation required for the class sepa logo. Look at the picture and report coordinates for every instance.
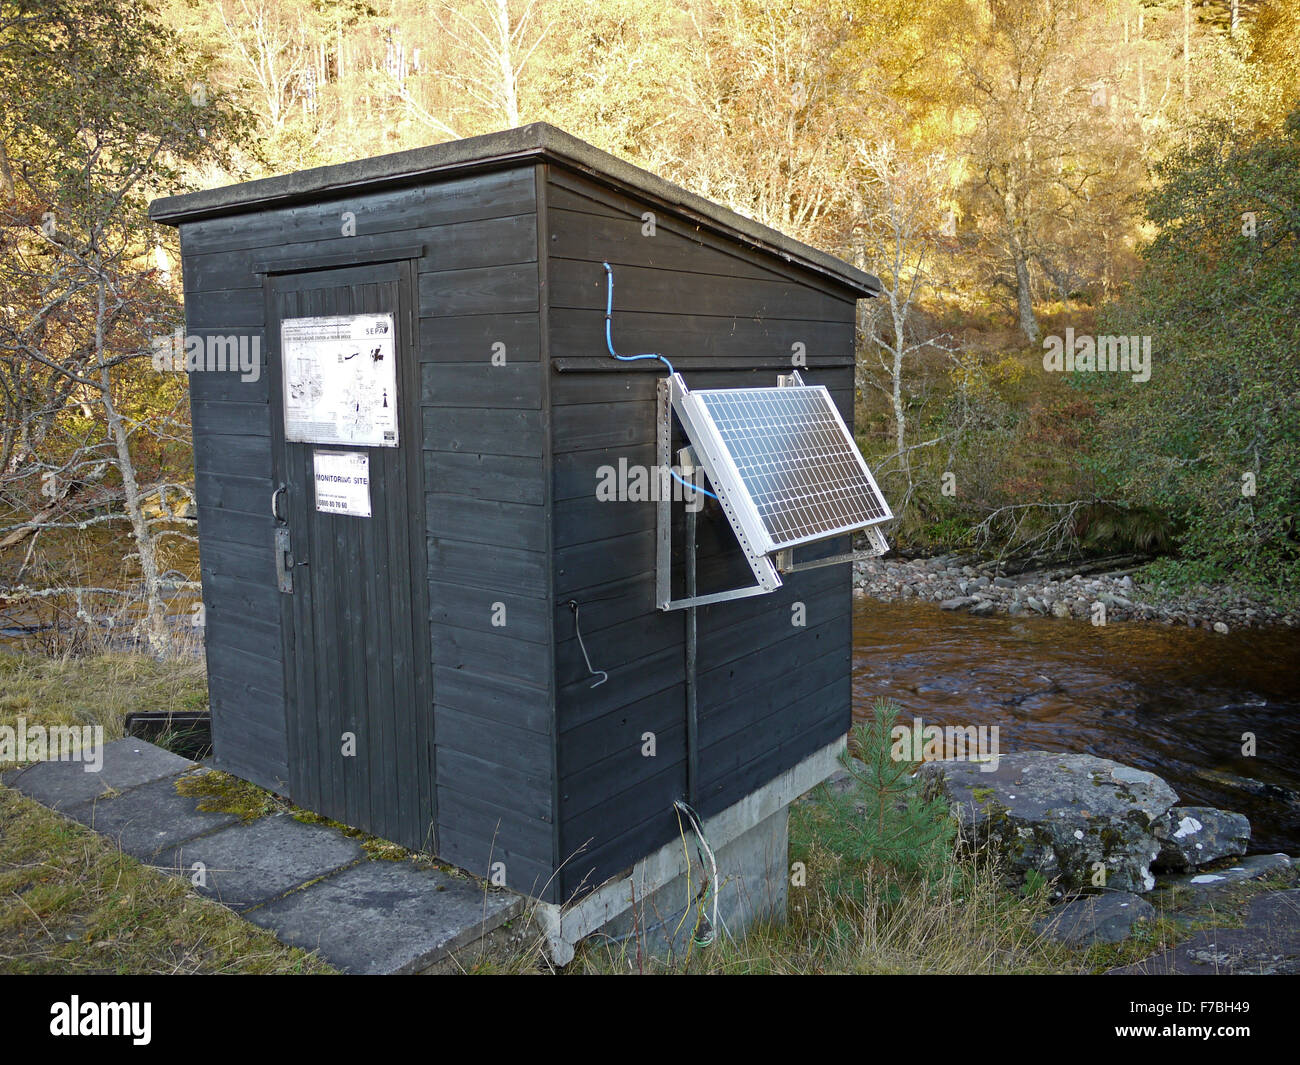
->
[363,320,389,335]
[49,997,151,1045]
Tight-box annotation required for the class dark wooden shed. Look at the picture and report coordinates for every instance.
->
[149,123,883,906]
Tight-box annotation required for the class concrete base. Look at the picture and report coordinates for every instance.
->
[535,735,844,965]
[585,804,790,961]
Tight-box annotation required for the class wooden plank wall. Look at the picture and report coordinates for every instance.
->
[543,166,859,899]
[420,167,557,902]
[180,167,559,900]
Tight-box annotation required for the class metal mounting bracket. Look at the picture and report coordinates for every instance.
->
[774,524,890,573]
[656,375,782,611]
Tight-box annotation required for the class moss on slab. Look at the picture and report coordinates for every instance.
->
[174,769,285,822]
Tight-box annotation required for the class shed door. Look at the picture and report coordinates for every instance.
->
[266,260,434,851]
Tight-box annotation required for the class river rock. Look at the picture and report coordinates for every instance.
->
[921,752,1179,894]
[1162,853,1293,890]
[1108,889,1300,975]
[1191,768,1300,806]
[1153,806,1250,871]
[852,555,1295,628]
[815,756,871,798]
[1038,891,1156,946]
[1050,600,1071,618]
[940,596,976,610]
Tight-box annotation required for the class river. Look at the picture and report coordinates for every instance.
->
[852,596,1300,853]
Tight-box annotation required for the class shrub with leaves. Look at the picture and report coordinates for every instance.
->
[1087,107,1300,594]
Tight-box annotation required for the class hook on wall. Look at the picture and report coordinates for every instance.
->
[567,600,608,689]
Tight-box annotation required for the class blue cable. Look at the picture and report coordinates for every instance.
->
[669,468,718,500]
[602,262,718,501]
[603,261,674,376]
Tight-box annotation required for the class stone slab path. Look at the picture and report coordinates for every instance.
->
[2,739,522,973]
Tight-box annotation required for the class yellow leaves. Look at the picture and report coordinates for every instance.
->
[949,348,994,396]
[949,349,1026,407]
[990,352,1026,386]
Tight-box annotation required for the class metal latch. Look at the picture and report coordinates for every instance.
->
[275,527,294,594]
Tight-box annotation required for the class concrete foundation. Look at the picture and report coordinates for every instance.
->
[584,804,790,962]
[535,735,844,965]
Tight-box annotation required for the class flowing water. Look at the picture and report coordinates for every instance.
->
[852,597,1300,853]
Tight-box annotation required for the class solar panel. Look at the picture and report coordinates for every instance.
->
[679,383,891,554]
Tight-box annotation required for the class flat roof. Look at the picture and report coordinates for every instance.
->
[149,122,879,297]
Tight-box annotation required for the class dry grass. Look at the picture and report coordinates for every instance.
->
[562,834,1076,975]
[0,648,207,742]
[0,787,332,974]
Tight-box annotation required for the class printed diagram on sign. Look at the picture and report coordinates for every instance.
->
[339,347,390,438]
[286,358,324,409]
[280,314,398,447]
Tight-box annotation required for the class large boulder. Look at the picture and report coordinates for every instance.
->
[1152,806,1250,871]
[922,752,1179,894]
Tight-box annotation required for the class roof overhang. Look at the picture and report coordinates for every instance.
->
[148,122,880,298]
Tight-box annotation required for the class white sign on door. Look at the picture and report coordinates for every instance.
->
[282,314,398,447]
[313,449,371,518]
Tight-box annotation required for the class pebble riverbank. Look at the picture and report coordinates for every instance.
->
[851,553,1298,630]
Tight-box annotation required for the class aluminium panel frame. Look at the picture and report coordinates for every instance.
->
[656,374,782,611]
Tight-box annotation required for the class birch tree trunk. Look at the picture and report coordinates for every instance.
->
[495,0,520,127]
[1006,187,1040,343]
[95,279,168,653]
[0,137,13,199]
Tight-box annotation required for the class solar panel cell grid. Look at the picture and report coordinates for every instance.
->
[693,386,889,550]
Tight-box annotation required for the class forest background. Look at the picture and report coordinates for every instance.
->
[1,0,1297,650]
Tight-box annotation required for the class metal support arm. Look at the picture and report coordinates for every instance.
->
[656,376,782,612]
